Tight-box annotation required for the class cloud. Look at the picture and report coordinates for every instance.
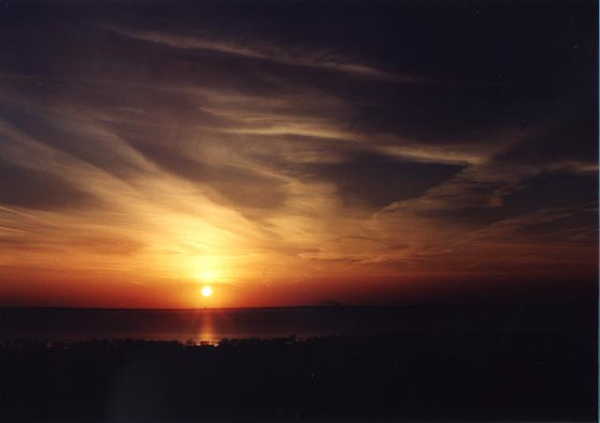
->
[0,99,145,180]
[502,170,598,212]
[68,236,145,256]
[280,151,465,209]
[0,233,144,256]
[106,26,412,82]
[0,158,97,211]
[127,140,288,211]
[493,111,597,167]
[456,206,598,249]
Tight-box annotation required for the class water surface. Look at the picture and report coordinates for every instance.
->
[0,304,586,343]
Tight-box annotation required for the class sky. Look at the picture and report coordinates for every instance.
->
[0,0,597,308]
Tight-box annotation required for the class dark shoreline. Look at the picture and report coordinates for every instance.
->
[1,329,595,422]
[1,300,596,421]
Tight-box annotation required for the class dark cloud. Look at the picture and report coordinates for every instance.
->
[504,171,598,212]
[0,101,140,179]
[83,1,593,84]
[0,158,96,210]
[513,209,596,242]
[415,206,509,228]
[3,0,594,147]
[89,0,595,140]
[287,152,465,208]
[494,112,597,166]
[347,83,543,143]
[1,18,289,102]
[410,169,598,231]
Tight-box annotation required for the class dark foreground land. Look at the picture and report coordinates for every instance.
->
[0,304,596,423]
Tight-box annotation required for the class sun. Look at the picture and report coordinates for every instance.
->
[201,286,213,297]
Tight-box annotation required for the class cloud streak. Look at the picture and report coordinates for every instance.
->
[107,26,414,82]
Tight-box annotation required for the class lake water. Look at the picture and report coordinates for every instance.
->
[1,307,412,344]
[0,304,587,344]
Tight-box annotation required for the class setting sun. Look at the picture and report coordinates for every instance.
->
[201,286,214,297]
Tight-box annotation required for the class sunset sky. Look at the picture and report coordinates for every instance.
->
[0,0,596,308]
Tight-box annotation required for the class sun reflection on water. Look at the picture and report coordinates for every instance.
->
[195,310,218,345]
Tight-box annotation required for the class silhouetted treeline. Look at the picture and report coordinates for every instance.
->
[0,331,595,422]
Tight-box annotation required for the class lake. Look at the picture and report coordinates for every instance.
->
[0,303,588,344]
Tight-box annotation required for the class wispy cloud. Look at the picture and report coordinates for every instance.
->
[106,26,415,82]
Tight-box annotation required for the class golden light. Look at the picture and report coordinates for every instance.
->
[201,286,214,297]
[200,270,218,283]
